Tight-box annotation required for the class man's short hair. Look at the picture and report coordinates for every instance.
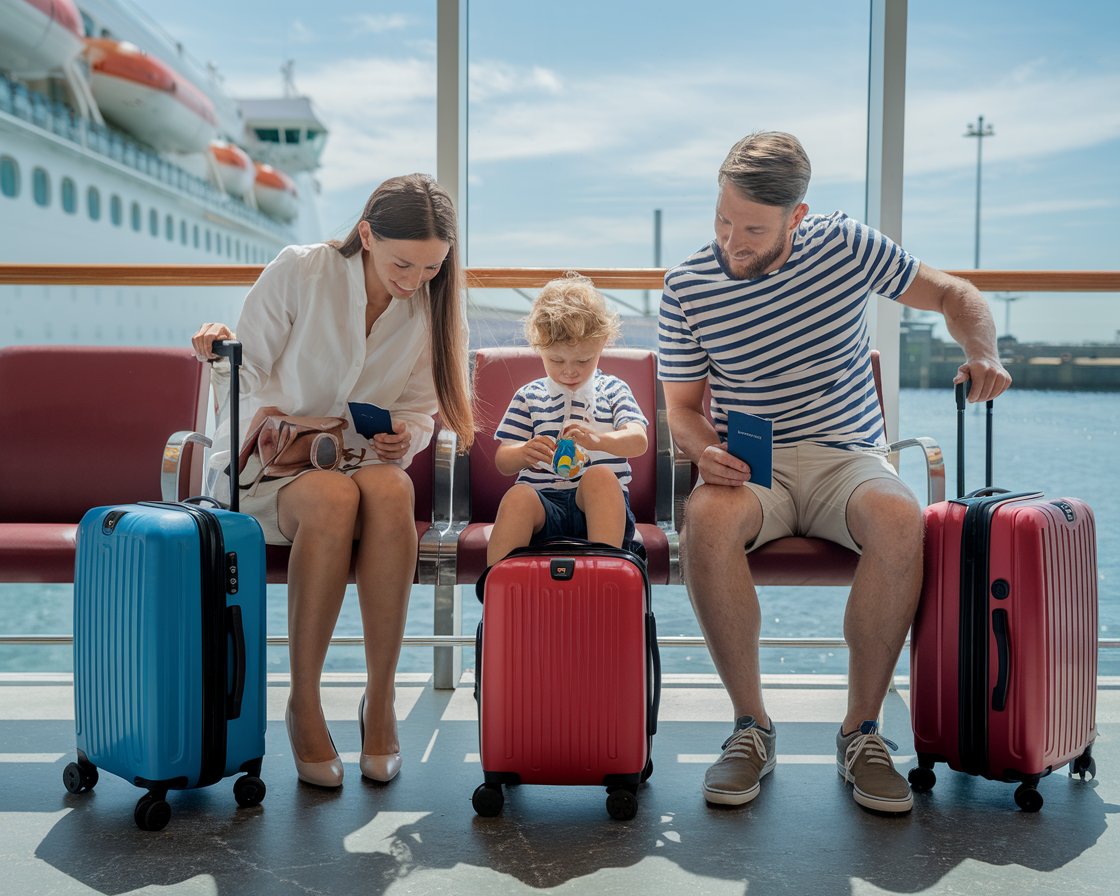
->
[718,131,812,209]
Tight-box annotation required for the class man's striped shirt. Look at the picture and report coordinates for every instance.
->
[657,212,919,450]
[495,373,647,491]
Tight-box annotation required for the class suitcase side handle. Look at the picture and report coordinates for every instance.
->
[991,608,1010,712]
[226,604,247,720]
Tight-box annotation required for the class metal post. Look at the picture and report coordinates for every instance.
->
[645,208,662,316]
[434,0,467,688]
[865,0,908,445]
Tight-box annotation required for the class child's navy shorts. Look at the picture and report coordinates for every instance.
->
[530,487,636,549]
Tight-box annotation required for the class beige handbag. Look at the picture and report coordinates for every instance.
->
[237,414,348,483]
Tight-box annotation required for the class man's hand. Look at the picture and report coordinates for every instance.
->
[954,357,1012,403]
[697,443,752,487]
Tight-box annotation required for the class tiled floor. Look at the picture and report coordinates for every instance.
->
[3,674,1117,895]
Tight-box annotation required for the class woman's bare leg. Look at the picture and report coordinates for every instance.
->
[276,471,361,762]
[351,465,417,755]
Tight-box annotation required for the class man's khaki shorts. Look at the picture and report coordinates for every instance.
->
[743,443,900,553]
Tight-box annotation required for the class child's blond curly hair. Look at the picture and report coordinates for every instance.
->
[524,272,622,349]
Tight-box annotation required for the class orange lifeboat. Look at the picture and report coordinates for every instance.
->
[209,141,254,199]
[0,0,84,73]
[84,37,217,153]
[253,163,299,221]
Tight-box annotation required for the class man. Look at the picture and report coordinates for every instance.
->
[658,131,1010,814]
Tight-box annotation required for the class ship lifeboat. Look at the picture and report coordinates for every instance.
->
[253,163,299,221]
[209,141,254,199]
[0,0,84,74]
[84,37,218,153]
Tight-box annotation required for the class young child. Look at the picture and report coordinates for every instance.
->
[487,273,649,567]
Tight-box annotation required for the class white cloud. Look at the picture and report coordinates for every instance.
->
[347,14,409,34]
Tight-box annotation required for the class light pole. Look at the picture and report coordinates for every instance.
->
[993,292,1021,339]
[964,115,995,269]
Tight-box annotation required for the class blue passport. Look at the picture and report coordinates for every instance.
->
[348,402,393,438]
[726,410,773,489]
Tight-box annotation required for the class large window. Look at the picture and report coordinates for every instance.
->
[903,0,1120,343]
[466,1,869,275]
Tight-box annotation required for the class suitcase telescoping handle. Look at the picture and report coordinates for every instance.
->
[210,339,242,514]
[954,381,995,499]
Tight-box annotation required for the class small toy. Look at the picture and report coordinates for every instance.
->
[552,437,587,479]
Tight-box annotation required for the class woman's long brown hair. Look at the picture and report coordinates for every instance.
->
[332,173,474,450]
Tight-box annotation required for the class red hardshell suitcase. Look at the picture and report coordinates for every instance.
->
[908,384,1098,811]
[472,540,661,820]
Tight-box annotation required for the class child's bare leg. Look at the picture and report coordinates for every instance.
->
[576,465,626,546]
[487,484,546,566]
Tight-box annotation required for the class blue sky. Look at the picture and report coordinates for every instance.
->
[132,0,1119,342]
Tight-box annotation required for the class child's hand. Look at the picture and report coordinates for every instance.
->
[520,435,557,469]
[561,422,601,450]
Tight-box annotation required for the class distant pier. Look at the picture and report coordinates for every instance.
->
[902,321,1120,391]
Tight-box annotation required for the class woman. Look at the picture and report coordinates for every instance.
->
[192,173,474,788]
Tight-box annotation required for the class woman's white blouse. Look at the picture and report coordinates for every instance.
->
[206,243,440,489]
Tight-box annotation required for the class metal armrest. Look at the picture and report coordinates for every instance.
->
[161,430,212,502]
[887,435,945,505]
[654,381,681,582]
[417,427,459,585]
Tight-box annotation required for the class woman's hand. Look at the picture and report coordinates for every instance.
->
[372,422,412,463]
[191,322,235,362]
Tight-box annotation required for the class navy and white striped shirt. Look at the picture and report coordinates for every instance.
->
[657,212,918,450]
[495,373,648,491]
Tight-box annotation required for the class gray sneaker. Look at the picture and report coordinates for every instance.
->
[837,720,913,814]
[703,716,776,806]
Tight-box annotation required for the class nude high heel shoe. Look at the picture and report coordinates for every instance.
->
[286,705,344,788]
[359,693,402,783]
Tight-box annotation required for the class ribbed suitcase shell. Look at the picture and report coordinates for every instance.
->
[911,493,1098,781]
[73,502,266,789]
[479,552,652,785]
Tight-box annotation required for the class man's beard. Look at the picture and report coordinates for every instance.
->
[724,235,787,281]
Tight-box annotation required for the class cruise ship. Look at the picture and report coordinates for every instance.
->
[0,0,327,343]
[2,3,1119,894]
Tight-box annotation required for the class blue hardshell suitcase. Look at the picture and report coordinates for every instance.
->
[64,341,268,831]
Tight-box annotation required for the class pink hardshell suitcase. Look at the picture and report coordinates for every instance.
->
[908,384,1098,811]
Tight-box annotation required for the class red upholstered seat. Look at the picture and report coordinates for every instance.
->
[0,345,207,583]
[0,343,441,586]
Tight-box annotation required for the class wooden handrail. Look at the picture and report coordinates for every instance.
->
[0,264,1118,292]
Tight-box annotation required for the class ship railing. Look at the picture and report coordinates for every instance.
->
[1,265,1118,677]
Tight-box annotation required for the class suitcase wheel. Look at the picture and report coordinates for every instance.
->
[472,783,504,818]
[1014,783,1043,813]
[908,765,936,793]
[1069,747,1097,782]
[234,774,267,808]
[134,793,171,831]
[62,760,98,794]
[605,787,638,821]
